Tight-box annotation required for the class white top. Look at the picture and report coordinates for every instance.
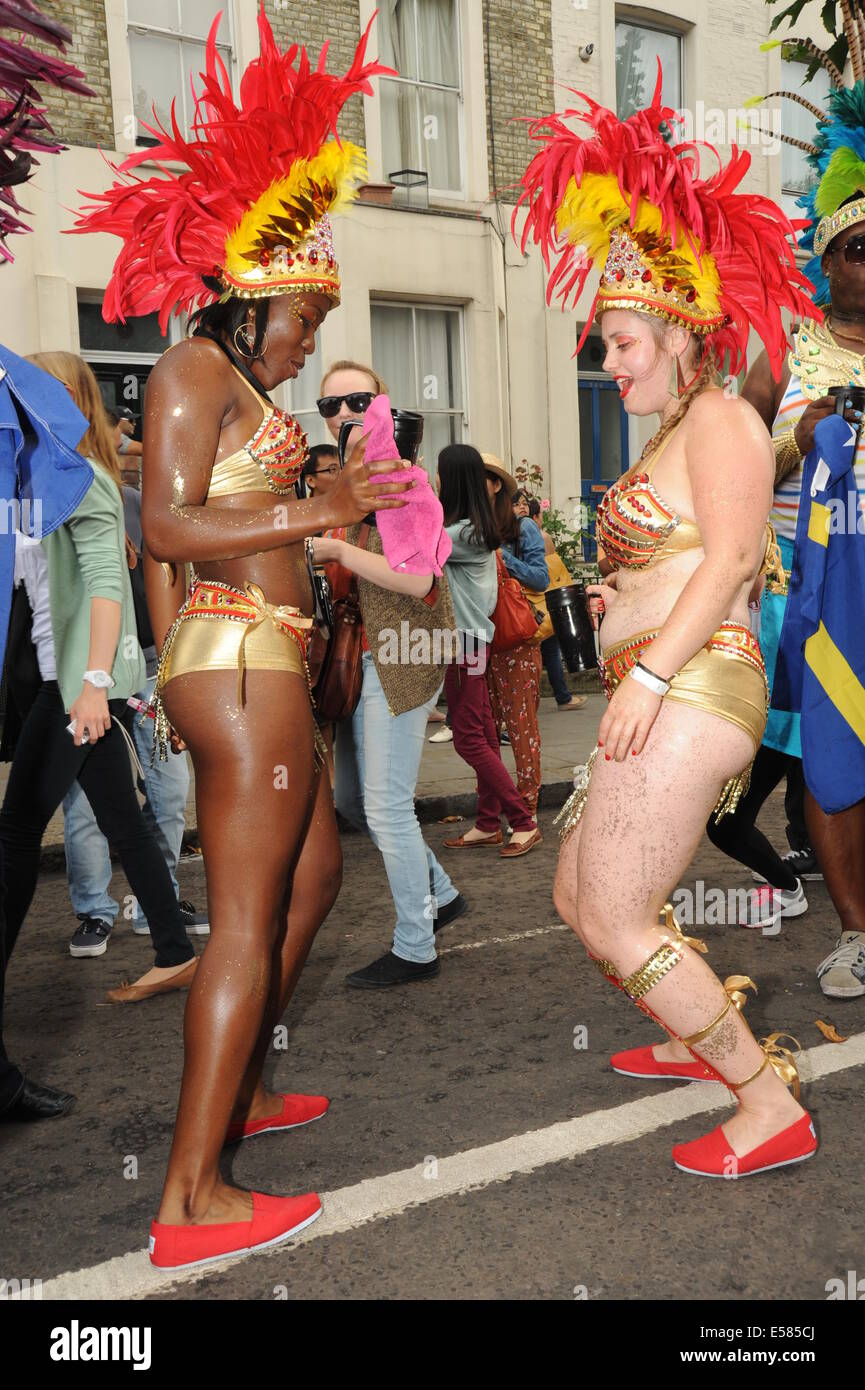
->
[13,531,56,681]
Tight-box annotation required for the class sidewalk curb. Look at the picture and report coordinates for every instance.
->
[37,779,576,874]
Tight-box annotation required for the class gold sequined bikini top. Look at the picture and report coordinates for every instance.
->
[206,364,308,499]
[596,425,703,569]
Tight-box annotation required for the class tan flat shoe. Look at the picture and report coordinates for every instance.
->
[443,829,503,849]
[106,956,198,1005]
[500,829,543,858]
[556,696,588,711]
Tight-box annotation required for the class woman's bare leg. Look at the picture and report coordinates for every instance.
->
[156,668,319,1226]
[554,699,805,1155]
[231,766,343,1123]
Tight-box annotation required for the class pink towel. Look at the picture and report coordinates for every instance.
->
[364,396,452,577]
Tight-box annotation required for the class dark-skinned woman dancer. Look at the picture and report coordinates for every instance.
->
[74,9,406,1270]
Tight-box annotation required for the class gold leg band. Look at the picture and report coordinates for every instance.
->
[621,942,684,1001]
[592,956,620,980]
[597,904,706,1002]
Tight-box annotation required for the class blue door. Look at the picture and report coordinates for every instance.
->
[578,379,629,557]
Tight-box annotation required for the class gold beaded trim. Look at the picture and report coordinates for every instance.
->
[814,197,865,256]
[773,427,802,486]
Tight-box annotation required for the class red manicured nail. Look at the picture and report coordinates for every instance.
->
[597,740,604,748]
[631,749,638,756]
[605,754,611,761]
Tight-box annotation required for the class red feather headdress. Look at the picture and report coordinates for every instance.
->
[0,0,93,262]
[513,67,819,376]
[71,5,394,330]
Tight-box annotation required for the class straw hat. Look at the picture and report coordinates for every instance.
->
[481,453,517,497]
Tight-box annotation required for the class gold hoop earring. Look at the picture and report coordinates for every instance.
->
[233,325,269,359]
[233,324,253,358]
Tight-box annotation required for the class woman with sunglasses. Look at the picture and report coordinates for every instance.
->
[314,359,465,986]
[317,360,388,457]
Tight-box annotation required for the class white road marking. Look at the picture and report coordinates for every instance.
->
[24,1030,865,1302]
[438,922,568,955]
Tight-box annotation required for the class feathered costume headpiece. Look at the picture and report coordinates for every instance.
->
[72,5,393,330]
[753,0,865,305]
[514,68,817,377]
[0,0,93,262]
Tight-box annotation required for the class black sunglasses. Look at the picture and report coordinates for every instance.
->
[831,233,865,264]
[316,391,376,418]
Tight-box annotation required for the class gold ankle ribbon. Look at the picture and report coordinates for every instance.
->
[659,902,707,955]
[734,1032,802,1100]
[682,975,757,1047]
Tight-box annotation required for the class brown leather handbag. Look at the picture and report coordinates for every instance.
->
[312,524,369,723]
[490,550,540,652]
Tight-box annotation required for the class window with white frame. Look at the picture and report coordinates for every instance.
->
[127,1,233,145]
[780,53,832,222]
[371,302,466,471]
[615,16,682,119]
[378,0,463,197]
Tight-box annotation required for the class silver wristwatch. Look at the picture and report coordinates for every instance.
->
[82,669,115,690]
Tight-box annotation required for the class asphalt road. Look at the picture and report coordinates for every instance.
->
[1,791,863,1303]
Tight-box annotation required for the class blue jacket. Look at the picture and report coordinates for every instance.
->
[501,516,549,591]
[0,345,93,671]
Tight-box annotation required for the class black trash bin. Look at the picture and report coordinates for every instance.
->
[547,584,598,674]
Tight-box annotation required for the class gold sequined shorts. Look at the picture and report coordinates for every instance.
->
[555,622,768,840]
[154,578,314,759]
[602,621,768,751]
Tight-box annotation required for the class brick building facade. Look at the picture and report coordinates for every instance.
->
[41,0,114,148]
[264,0,366,148]
[482,0,554,202]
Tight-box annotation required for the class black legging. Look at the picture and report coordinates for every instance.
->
[0,682,193,970]
[705,744,808,890]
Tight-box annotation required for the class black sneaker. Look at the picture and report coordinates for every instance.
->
[499,729,511,746]
[69,916,113,958]
[433,892,468,935]
[782,847,823,881]
[345,951,441,989]
[179,899,210,935]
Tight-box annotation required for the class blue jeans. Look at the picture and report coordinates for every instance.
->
[333,653,457,963]
[62,677,190,930]
[540,635,571,704]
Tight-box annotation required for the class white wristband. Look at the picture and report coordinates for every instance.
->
[629,662,670,697]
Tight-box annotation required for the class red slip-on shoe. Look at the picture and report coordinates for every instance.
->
[149,1191,322,1271]
[672,1112,818,1179]
[611,1044,717,1083]
[225,1092,329,1144]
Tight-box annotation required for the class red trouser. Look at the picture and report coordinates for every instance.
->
[445,649,535,833]
[487,643,543,817]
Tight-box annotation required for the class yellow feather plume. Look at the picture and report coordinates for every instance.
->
[556,171,722,317]
[224,141,366,275]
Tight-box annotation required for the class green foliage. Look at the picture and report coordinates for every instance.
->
[766,0,855,85]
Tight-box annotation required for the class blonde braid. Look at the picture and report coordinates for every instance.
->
[638,353,720,465]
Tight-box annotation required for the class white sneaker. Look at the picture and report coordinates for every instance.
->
[817,931,865,998]
[738,878,808,932]
[429,726,453,744]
